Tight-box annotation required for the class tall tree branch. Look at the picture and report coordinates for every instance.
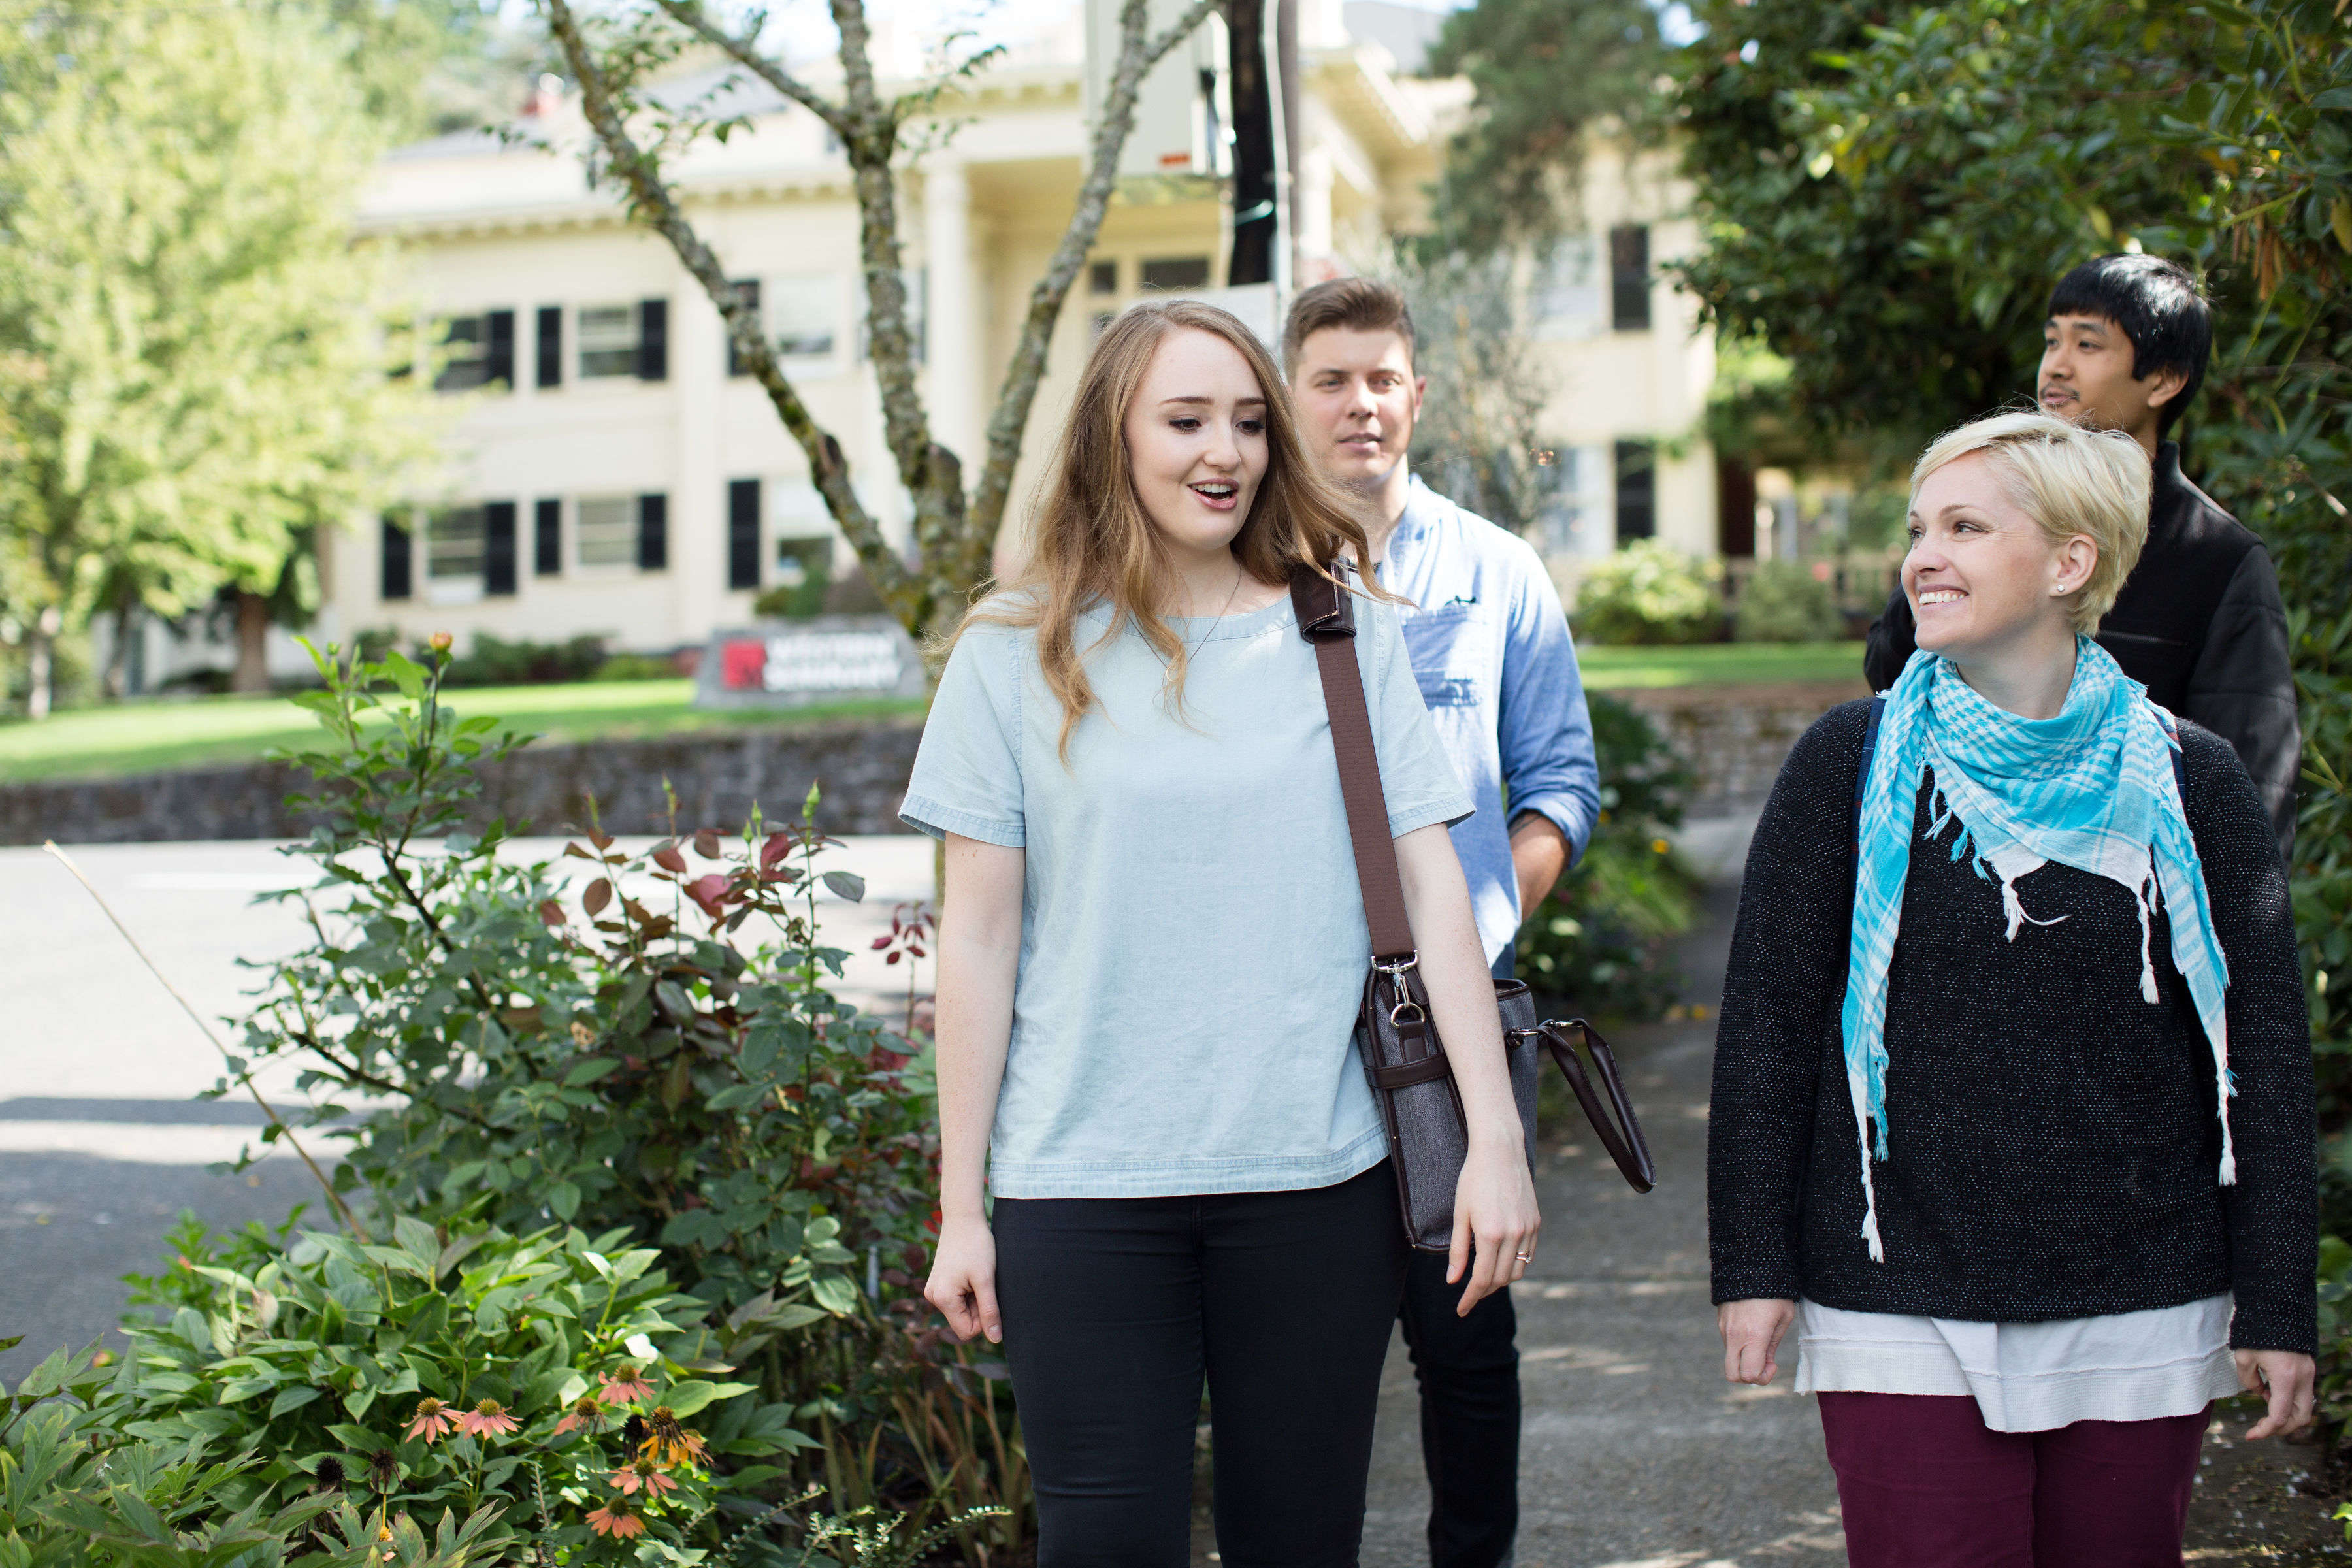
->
[964,0,1219,572]
[649,0,847,135]
[540,0,919,623]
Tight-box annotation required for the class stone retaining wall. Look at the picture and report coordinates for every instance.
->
[5,683,1866,845]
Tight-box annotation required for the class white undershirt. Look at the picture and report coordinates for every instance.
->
[1793,1296,2241,1433]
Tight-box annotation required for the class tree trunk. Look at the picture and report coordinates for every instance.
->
[25,606,61,720]
[232,589,271,694]
[103,602,136,700]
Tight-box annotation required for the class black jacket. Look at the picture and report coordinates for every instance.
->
[1707,702,2315,1351]
[1865,442,2300,862]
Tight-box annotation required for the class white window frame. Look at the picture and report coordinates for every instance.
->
[575,494,638,570]
[576,302,640,381]
[1531,237,1607,343]
[425,504,487,605]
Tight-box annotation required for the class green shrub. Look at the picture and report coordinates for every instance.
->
[591,651,681,681]
[1734,559,1844,643]
[1516,691,1701,1021]
[0,1335,512,1566]
[214,639,1023,1550]
[753,544,832,621]
[117,1213,803,1557]
[1573,542,1725,645]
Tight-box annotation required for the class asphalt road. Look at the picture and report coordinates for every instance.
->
[7,829,2334,1563]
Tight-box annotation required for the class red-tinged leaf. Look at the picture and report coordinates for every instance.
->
[870,935,893,949]
[685,873,731,920]
[693,829,722,859]
[885,951,902,965]
[583,879,613,916]
[563,843,596,860]
[909,945,926,958]
[759,832,793,872]
[538,900,566,926]
[589,829,615,851]
[653,844,687,874]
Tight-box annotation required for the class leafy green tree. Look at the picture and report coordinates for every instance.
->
[1419,0,1673,256]
[0,3,433,714]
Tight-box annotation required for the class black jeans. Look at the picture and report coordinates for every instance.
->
[993,1162,1408,1568]
[1394,939,1524,1568]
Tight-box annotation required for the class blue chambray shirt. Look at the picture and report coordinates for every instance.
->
[1375,476,1601,963]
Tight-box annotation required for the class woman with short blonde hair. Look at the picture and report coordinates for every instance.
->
[909,300,1539,1565]
[1709,410,2313,1564]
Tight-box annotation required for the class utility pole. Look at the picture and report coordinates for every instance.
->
[1225,0,1277,286]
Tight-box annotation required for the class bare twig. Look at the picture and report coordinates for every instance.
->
[42,841,370,1242]
[540,0,916,621]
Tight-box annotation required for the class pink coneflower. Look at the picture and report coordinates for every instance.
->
[596,1364,655,1405]
[404,1397,456,1443]
[637,1407,708,1469]
[455,1399,519,1439]
[586,1503,645,1539]
[552,1396,605,1436]
[606,1458,678,1497]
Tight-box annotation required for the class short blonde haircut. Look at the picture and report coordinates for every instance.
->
[1908,410,2151,632]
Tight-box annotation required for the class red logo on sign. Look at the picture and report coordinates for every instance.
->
[719,637,767,690]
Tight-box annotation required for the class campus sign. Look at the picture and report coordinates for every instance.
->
[693,615,927,708]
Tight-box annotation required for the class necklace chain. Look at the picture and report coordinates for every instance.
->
[1178,570,1245,668]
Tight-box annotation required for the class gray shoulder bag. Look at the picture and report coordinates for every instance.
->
[1291,567,1656,1251]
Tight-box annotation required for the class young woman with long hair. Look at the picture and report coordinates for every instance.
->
[905,299,1540,1566]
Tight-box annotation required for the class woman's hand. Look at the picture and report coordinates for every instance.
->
[2234,1349,2315,1439]
[1448,1131,1541,1316]
[1720,1298,1796,1385]
[924,1213,1002,1345]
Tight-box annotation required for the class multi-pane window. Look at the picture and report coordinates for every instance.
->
[1089,259,1119,295]
[1532,238,1606,341]
[771,276,840,360]
[576,496,637,566]
[578,304,640,379]
[1141,256,1211,291]
[1533,444,1612,555]
[434,310,513,392]
[427,506,487,604]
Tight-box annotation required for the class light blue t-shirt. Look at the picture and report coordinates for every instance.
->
[900,590,1473,1199]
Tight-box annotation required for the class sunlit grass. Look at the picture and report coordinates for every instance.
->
[0,679,924,783]
[1578,640,1866,691]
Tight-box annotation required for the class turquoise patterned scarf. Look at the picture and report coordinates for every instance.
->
[1843,639,2234,1262]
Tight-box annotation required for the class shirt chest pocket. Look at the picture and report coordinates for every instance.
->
[1400,602,1493,710]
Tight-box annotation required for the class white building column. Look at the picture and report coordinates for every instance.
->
[674,277,727,645]
[924,160,980,478]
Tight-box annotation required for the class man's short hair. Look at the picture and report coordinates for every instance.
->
[1281,276,1415,379]
[2046,255,2212,436]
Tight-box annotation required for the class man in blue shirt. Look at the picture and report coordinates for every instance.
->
[1286,276,1600,1568]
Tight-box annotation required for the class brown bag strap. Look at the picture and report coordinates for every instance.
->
[1292,566,1416,963]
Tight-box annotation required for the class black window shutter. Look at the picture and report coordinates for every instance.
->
[1609,226,1651,332]
[1614,440,1657,542]
[638,493,668,570]
[536,306,563,388]
[727,280,759,378]
[381,517,412,601]
[728,478,761,590]
[637,299,669,381]
[534,498,562,575]
[485,310,516,388]
[483,501,518,596]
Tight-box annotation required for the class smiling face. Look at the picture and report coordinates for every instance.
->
[1906,451,2098,663]
[1289,325,1424,491]
[2038,312,2185,451]
[1120,327,1271,563]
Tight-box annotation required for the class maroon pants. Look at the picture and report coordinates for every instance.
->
[1818,1392,2209,1567]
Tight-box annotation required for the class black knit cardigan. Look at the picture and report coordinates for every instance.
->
[1707,700,2315,1353]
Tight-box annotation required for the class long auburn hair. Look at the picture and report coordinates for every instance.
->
[956,298,1390,758]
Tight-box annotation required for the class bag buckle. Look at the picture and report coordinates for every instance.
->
[1375,955,1424,1026]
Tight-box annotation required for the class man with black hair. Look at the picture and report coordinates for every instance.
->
[1863,254,2299,860]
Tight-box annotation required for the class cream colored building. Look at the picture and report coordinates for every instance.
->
[308,1,1720,659]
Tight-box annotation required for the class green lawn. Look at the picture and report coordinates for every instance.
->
[1578,640,1866,691]
[0,679,924,785]
[1,642,1867,785]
